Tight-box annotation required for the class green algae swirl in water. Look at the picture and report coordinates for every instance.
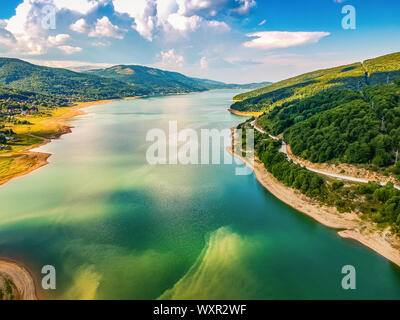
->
[0,91,400,299]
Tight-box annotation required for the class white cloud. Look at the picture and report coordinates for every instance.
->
[113,0,157,41]
[167,13,202,32]
[243,31,330,50]
[158,49,184,69]
[70,18,90,33]
[0,0,248,58]
[258,19,267,26]
[70,17,125,40]
[2,0,49,55]
[175,0,223,15]
[88,16,125,39]
[52,0,104,15]
[200,56,208,69]
[0,27,16,50]
[206,20,230,31]
[48,34,70,46]
[91,39,111,47]
[0,0,106,55]
[232,0,256,15]
[58,45,82,54]
[112,0,232,41]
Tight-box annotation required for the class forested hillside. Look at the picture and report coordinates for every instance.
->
[0,57,271,103]
[87,65,271,95]
[0,58,140,101]
[247,125,400,233]
[87,65,212,95]
[284,79,400,168]
[231,52,400,113]
[0,86,68,108]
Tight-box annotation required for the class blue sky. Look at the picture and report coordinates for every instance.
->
[0,0,399,83]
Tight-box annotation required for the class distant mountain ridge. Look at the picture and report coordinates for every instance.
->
[0,58,138,101]
[0,57,270,102]
[86,65,271,95]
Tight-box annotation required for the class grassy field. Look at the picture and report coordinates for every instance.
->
[0,105,79,185]
[0,99,116,186]
[0,153,48,185]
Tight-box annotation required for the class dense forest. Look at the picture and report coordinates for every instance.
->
[0,58,141,101]
[241,123,400,234]
[284,79,400,168]
[0,86,69,110]
[257,88,362,135]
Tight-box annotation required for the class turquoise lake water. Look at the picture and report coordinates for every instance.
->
[0,90,400,299]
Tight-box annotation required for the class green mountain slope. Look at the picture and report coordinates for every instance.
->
[0,58,140,101]
[0,58,271,103]
[231,52,400,113]
[87,65,217,95]
[254,77,400,172]
[283,80,400,168]
[87,65,271,95]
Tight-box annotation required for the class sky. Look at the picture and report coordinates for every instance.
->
[0,0,399,83]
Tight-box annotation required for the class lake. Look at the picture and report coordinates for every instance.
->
[1,90,400,299]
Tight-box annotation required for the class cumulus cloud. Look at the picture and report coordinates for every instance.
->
[200,56,208,69]
[206,20,230,31]
[157,49,185,69]
[70,17,125,39]
[88,16,125,39]
[112,0,235,41]
[1,0,50,55]
[231,0,256,15]
[48,33,70,45]
[70,18,90,33]
[0,0,248,57]
[0,27,16,50]
[0,0,118,55]
[0,0,92,55]
[243,31,330,50]
[0,0,126,56]
[58,45,82,54]
[52,0,105,15]
[113,0,157,41]
[167,14,201,32]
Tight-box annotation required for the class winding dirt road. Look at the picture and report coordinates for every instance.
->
[250,120,400,190]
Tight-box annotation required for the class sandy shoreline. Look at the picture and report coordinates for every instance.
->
[0,98,126,187]
[2,92,400,299]
[227,108,263,117]
[0,259,37,300]
[0,97,130,300]
[228,147,400,268]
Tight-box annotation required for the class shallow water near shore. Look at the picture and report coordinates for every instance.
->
[1,90,400,299]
